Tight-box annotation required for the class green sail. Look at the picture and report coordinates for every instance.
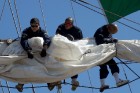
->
[99,0,140,23]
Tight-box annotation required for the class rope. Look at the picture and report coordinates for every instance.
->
[14,0,22,33]
[71,0,140,33]
[78,0,140,26]
[116,58,140,78]
[114,42,134,93]
[31,84,36,93]
[87,70,94,93]
[8,0,20,37]
[0,0,6,21]
[0,81,4,93]
[38,0,48,33]
[121,63,133,93]
[0,79,139,91]
[57,88,62,93]
[69,0,77,26]
[6,81,11,93]
[114,42,133,93]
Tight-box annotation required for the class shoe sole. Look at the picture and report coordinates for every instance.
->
[71,81,79,91]
[100,86,109,92]
[117,81,129,87]
[71,85,78,91]
[16,85,23,92]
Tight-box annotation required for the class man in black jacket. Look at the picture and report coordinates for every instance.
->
[48,17,83,91]
[16,18,51,92]
[94,24,129,92]
[57,17,83,90]
[56,17,83,40]
[20,18,51,59]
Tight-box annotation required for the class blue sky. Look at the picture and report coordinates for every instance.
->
[0,0,140,93]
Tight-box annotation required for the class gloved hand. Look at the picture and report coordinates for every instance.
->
[66,34,74,41]
[40,49,47,57]
[112,38,118,43]
[27,50,33,59]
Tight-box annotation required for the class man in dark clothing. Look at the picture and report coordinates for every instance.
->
[16,18,51,92]
[50,17,83,91]
[56,17,83,40]
[94,24,129,92]
[20,18,51,59]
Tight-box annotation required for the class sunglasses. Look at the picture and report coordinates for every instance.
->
[31,25,38,28]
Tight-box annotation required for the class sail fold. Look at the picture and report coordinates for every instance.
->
[0,35,140,83]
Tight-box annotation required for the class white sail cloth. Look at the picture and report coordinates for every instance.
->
[0,35,139,84]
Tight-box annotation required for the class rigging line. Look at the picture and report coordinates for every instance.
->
[97,0,108,23]
[117,21,140,32]
[6,81,11,93]
[114,43,133,93]
[117,61,139,65]
[64,79,140,89]
[0,0,6,21]
[0,81,4,93]
[8,0,20,37]
[77,0,140,26]
[38,0,48,34]
[57,88,62,93]
[14,0,22,33]
[0,79,140,90]
[31,84,36,93]
[115,45,133,93]
[99,61,140,66]
[121,63,133,93]
[71,0,140,32]
[69,0,77,26]
[87,70,94,93]
[116,57,140,78]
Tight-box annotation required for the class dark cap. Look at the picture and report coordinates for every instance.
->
[30,18,39,24]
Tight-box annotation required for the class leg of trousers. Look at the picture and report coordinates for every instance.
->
[71,74,78,79]
[99,58,119,79]
[107,59,119,75]
[99,64,109,79]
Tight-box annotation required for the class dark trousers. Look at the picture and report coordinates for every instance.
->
[99,59,119,79]
[71,74,78,79]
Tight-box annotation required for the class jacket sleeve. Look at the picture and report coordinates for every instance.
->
[20,30,32,51]
[56,25,65,36]
[78,29,83,39]
[41,31,51,47]
[74,27,83,40]
[56,26,61,34]
[94,34,105,45]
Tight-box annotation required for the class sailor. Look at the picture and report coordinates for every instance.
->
[46,17,83,91]
[94,24,129,92]
[20,17,51,58]
[16,18,51,92]
[56,17,83,41]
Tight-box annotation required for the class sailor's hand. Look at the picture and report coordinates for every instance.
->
[66,34,74,41]
[112,38,118,43]
[40,49,47,57]
[27,50,33,59]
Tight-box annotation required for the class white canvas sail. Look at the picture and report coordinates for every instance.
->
[0,35,139,84]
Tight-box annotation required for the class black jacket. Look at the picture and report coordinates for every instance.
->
[94,25,114,45]
[56,23,83,40]
[20,27,51,51]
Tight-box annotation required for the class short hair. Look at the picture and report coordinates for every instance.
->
[30,18,39,24]
[107,24,118,34]
[108,24,117,28]
[65,17,74,23]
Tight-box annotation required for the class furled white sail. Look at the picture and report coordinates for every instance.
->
[0,35,139,84]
